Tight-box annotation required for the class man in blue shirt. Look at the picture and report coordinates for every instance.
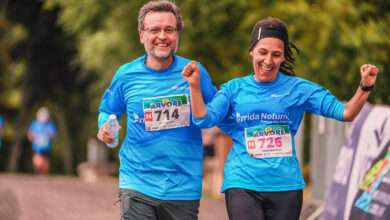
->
[27,107,57,175]
[96,1,218,219]
[0,114,3,149]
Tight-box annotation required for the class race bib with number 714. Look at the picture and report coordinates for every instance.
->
[245,125,293,158]
[142,94,190,131]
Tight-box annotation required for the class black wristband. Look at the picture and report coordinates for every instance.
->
[359,81,375,92]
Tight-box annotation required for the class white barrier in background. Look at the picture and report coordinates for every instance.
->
[313,103,390,220]
[310,114,347,203]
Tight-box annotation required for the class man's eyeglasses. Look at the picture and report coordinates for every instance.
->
[142,26,177,35]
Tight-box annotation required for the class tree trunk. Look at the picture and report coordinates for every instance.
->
[7,38,33,172]
[54,105,73,174]
[7,110,30,172]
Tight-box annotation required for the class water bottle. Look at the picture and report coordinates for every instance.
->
[106,114,119,148]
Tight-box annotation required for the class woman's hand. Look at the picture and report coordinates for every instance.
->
[182,61,201,88]
[360,64,378,87]
[181,61,207,118]
[343,64,379,121]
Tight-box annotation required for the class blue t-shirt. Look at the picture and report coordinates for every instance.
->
[29,120,57,154]
[98,54,217,200]
[193,72,345,193]
[0,115,3,148]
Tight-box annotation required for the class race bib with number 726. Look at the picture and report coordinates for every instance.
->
[245,125,293,158]
[142,94,190,131]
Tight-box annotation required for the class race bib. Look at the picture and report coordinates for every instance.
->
[245,125,293,158]
[142,94,190,131]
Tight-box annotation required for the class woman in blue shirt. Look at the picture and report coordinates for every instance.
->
[182,17,378,220]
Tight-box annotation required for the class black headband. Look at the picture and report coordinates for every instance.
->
[249,27,289,52]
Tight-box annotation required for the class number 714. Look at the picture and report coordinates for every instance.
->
[154,109,179,121]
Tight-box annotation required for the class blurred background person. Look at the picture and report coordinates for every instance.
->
[0,114,3,149]
[27,107,57,175]
[202,127,233,198]
[202,127,218,160]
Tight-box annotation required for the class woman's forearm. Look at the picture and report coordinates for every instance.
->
[190,85,208,119]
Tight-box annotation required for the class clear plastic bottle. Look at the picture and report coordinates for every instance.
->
[106,114,119,148]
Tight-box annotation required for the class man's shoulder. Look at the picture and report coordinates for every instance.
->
[116,56,146,76]
[173,55,191,64]
[174,55,204,68]
[174,55,211,77]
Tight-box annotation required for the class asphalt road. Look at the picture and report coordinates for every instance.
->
[0,173,228,220]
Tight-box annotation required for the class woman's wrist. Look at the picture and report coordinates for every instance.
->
[359,81,375,92]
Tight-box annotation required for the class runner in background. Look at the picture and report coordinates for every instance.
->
[0,114,3,149]
[27,107,57,175]
[202,127,233,198]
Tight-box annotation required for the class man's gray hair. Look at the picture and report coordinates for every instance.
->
[138,1,184,32]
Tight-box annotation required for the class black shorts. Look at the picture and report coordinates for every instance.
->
[225,188,303,220]
[118,188,200,220]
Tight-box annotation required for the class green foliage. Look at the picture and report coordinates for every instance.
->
[274,0,390,103]
[179,0,253,85]
[0,11,27,108]
[44,0,146,92]
[0,0,99,174]
[44,0,390,104]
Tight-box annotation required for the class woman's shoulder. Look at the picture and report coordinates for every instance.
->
[282,74,328,94]
[281,74,318,86]
[223,75,251,87]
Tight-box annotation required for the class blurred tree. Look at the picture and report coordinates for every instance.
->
[0,1,22,169]
[44,0,389,104]
[44,0,146,92]
[1,0,97,174]
[272,0,390,103]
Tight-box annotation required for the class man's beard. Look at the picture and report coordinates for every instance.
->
[147,40,178,61]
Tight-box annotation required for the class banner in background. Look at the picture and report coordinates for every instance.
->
[320,103,390,220]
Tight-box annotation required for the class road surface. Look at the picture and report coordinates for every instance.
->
[0,173,228,220]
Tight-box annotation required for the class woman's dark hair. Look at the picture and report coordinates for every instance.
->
[251,17,301,76]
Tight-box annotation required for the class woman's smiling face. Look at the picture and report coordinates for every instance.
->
[250,37,285,83]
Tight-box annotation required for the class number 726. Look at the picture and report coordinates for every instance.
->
[257,137,282,148]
